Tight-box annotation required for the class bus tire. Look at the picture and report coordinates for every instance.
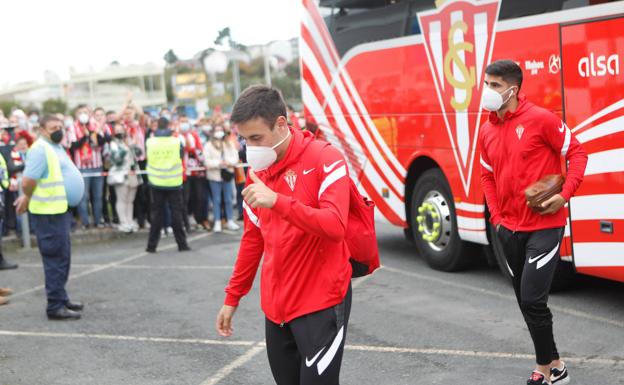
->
[410,169,469,271]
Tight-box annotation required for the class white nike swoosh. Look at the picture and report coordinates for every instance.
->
[303,168,315,175]
[528,252,547,264]
[558,123,565,133]
[323,160,343,173]
[317,326,344,375]
[305,347,326,367]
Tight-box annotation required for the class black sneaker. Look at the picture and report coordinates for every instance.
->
[551,362,569,384]
[527,371,551,385]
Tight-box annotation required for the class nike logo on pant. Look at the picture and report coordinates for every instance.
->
[316,326,344,375]
[528,242,560,270]
[305,347,325,367]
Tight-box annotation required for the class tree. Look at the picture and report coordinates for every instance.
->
[42,98,68,115]
[0,101,24,117]
[214,27,246,51]
[163,49,179,67]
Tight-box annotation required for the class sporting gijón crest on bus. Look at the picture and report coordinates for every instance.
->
[417,0,500,194]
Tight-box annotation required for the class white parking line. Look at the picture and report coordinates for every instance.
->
[199,344,266,385]
[18,264,233,270]
[0,330,254,347]
[381,265,624,329]
[345,345,623,366]
[0,329,620,368]
[351,266,382,289]
[11,233,209,299]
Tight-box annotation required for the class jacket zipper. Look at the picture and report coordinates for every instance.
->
[267,170,286,327]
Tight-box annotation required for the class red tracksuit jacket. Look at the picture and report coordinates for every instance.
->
[224,128,352,325]
[479,95,588,232]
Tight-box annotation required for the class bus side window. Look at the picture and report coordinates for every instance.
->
[327,2,411,56]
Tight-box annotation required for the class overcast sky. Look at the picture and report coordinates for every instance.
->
[0,0,302,87]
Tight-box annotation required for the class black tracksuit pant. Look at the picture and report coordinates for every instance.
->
[265,285,352,385]
[497,226,564,365]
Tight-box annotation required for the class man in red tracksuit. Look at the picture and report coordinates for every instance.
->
[479,60,587,385]
[216,85,352,385]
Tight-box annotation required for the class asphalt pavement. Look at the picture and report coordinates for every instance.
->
[0,223,622,385]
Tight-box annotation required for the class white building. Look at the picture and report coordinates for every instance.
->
[0,63,166,111]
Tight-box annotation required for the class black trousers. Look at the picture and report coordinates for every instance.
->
[133,160,150,228]
[183,176,207,224]
[266,285,352,385]
[147,187,188,250]
[497,226,564,365]
[102,180,118,224]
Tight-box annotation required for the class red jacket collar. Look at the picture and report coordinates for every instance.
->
[488,93,531,124]
[263,127,313,177]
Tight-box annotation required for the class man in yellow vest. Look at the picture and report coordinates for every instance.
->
[145,117,190,253]
[15,115,85,320]
[0,152,19,271]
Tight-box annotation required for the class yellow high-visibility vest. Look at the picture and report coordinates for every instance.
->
[0,153,9,190]
[28,139,68,214]
[146,136,183,187]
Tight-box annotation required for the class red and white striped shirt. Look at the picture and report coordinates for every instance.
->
[67,122,104,169]
[124,120,146,162]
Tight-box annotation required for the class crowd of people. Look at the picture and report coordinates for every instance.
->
[0,100,261,239]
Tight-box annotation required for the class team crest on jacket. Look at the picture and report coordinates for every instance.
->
[515,124,525,139]
[284,169,297,191]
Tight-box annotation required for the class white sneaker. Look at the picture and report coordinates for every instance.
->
[213,221,222,233]
[226,220,240,231]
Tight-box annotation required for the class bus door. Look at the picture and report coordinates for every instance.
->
[560,15,624,282]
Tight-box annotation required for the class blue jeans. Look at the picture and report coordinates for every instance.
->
[78,169,104,226]
[209,180,233,221]
[31,212,72,313]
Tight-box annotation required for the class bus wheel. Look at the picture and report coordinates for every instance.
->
[410,169,469,271]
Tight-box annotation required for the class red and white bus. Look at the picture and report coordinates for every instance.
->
[300,0,624,286]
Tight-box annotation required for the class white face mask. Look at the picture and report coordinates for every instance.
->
[213,131,225,140]
[79,113,90,124]
[481,86,515,112]
[180,122,190,132]
[201,124,213,134]
[246,129,290,171]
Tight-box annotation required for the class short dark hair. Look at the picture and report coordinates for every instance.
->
[40,114,61,129]
[74,104,88,116]
[485,59,523,90]
[158,117,169,129]
[230,85,287,127]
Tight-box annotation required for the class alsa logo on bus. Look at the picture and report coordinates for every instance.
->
[578,53,620,77]
[417,0,501,195]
